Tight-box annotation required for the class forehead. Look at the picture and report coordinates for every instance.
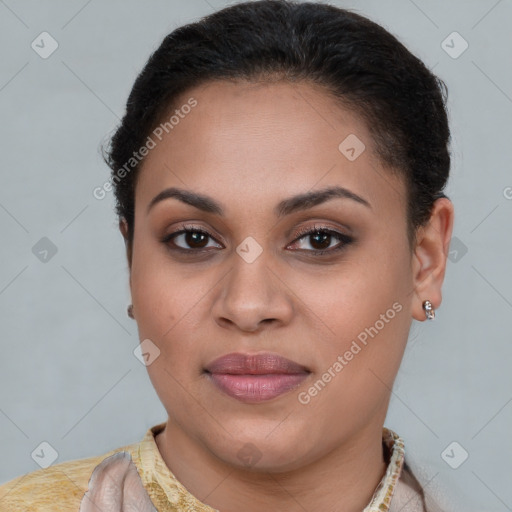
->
[135,79,406,219]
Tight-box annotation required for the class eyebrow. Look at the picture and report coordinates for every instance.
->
[146,185,372,217]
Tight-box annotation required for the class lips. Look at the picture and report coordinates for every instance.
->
[204,352,310,403]
[205,352,309,374]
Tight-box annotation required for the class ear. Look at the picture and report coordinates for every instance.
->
[119,217,133,272]
[411,197,455,321]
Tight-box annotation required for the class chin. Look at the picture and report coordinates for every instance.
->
[206,428,314,474]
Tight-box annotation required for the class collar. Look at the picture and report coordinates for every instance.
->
[363,427,406,511]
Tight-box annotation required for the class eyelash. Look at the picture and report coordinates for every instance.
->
[161,223,354,257]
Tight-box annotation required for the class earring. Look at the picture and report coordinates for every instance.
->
[127,304,134,319]
[422,300,435,320]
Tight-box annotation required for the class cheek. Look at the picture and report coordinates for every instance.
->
[313,284,409,378]
[129,240,211,367]
[306,245,412,388]
[130,247,183,356]
[130,253,203,409]
[303,294,410,432]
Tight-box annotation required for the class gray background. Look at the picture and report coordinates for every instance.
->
[0,0,511,510]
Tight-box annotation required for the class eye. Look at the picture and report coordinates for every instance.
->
[161,224,222,252]
[287,224,353,255]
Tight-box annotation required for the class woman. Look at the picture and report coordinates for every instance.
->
[0,1,455,510]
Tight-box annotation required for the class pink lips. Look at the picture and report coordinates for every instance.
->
[204,352,310,403]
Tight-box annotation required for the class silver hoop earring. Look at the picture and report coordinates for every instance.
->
[422,300,435,320]
[127,304,134,319]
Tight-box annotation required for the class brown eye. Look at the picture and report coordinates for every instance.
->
[288,225,354,255]
[182,230,209,249]
[307,231,332,250]
[162,226,222,252]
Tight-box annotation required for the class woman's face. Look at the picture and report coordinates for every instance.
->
[126,79,423,470]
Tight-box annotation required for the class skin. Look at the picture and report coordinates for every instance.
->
[119,79,454,512]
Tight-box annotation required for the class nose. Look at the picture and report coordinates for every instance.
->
[212,252,294,333]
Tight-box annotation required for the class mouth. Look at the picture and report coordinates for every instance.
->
[204,352,311,403]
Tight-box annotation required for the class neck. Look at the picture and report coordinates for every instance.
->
[155,419,388,512]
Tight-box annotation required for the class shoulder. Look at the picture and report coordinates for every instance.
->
[0,443,138,512]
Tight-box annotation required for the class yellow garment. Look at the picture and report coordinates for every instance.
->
[0,422,437,511]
